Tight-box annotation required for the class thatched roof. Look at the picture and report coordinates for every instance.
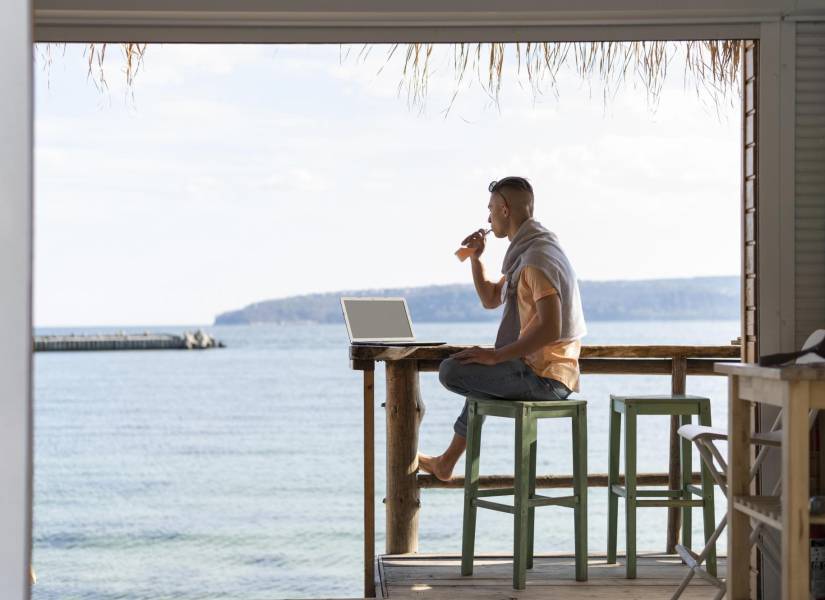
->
[41,40,741,109]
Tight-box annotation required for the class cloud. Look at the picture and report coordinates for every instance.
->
[33,42,741,326]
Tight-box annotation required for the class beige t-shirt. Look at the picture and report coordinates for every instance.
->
[516,265,581,392]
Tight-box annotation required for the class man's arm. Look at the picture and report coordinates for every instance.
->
[471,257,505,309]
[493,293,561,362]
[453,292,561,366]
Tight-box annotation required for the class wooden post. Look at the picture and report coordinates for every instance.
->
[363,364,375,597]
[727,375,751,598]
[385,360,420,554]
[667,354,687,552]
[783,381,810,600]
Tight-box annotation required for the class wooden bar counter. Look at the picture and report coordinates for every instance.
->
[716,362,825,600]
[351,343,740,597]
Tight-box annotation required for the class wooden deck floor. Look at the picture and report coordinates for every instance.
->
[378,553,726,599]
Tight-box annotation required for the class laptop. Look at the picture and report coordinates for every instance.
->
[340,297,445,346]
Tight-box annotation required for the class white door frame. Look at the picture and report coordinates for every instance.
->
[4,3,811,599]
[0,0,34,599]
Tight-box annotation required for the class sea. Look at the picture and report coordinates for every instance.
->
[32,320,738,599]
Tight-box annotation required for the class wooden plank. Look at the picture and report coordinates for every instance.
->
[350,345,740,362]
[745,113,755,145]
[745,45,756,81]
[684,359,738,375]
[379,554,728,599]
[745,310,756,336]
[715,363,825,381]
[417,358,735,375]
[741,36,758,379]
[380,554,726,580]
[584,346,739,359]
[746,341,757,363]
[746,79,756,112]
[745,244,756,275]
[667,355,687,553]
[745,277,756,308]
[740,378,786,407]
[732,496,782,530]
[386,584,722,598]
[727,375,751,598]
[782,381,811,600]
[745,178,755,210]
[583,359,672,375]
[352,359,376,371]
[364,367,376,598]
[417,472,701,489]
[745,211,755,243]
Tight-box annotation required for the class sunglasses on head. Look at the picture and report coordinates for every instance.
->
[488,177,533,194]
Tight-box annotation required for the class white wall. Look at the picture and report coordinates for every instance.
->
[0,1,34,600]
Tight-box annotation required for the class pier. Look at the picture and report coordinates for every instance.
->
[34,330,224,352]
[379,553,727,599]
[351,343,741,597]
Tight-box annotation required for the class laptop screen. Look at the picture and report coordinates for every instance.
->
[342,298,414,341]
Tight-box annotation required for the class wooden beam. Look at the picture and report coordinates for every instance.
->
[363,365,375,598]
[385,361,420,554]
[350,344,741,362]
[583,345,741,359]
[417,472,702,489]
[667,354,688,553]
[416,357,738,375]
[351,359,375,371]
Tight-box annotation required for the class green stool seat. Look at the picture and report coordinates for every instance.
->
[461,397,588,590]
[606,394,716,579]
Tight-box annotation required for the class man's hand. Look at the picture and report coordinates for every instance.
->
[452,346,500,365]
[461,229,488,259]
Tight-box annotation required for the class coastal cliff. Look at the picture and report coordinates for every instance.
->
[214,276,739,325]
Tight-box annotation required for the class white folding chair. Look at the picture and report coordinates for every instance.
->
[671,410,815,600]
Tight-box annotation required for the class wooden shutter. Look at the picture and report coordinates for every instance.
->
[743,41,758,363]
[796,23,825,348]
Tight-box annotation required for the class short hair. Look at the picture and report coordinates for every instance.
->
[488,176,533,196]
[488,176,534,215]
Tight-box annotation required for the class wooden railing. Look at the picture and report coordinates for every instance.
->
[349,343,741,597]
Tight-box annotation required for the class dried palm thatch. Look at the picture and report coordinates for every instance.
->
[391,40,741,112]
[39,42,147,92]
[40,40,740,110]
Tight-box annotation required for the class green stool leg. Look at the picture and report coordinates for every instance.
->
[607,400,621,564]
[526,433,537,570]
[624,405,637,579]
[680,413,693,551]
[573,404,588,581]
[698,400,717,577]
[513,407,534,590]
[461,401,483,576]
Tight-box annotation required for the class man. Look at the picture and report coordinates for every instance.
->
[418,176,586,481]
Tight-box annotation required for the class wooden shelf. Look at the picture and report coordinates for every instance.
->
[733,495,825,530]
[733,495,782,530]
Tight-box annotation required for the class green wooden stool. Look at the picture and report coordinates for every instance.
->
[606,394,716,579]
[461,397,588,590]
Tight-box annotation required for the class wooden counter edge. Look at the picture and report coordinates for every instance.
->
[351,344,742,361]
[715,362,825,380]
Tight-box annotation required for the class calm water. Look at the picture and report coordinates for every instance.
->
[33,320,738,599]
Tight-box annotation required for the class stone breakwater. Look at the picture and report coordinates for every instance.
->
[34,330,224,352]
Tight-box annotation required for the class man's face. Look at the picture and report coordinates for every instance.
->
[487,193,509,237]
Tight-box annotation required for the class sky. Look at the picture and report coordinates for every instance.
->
[34,43,741,326]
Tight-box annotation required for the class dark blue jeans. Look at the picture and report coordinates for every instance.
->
[438,357,572,437]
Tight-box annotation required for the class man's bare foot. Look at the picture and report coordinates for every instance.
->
[417,453,455,482]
